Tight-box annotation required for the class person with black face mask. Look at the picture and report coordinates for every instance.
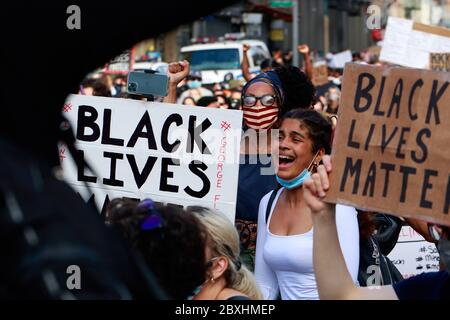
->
[229,90,242,110]
[304,155,450,300]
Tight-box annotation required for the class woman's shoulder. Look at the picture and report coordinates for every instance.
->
[260,190,274,205]
[257,188,284,225]
[259,187,283,209]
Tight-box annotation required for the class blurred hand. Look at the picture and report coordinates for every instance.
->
[167,60,190,85]
[284,51,293,59]
[243,43,250,53]
[298,44,310,55]
[303,155,333,213]
[319,95,327,106]
[272,51,283,64]
[330,116,338,130]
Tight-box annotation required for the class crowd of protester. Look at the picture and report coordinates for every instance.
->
[70,41,450,300]
[4,39,447,300]
[77,43,359,123]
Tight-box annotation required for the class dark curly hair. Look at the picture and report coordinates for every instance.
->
[281,108,332,154]
[357,210,377,241]
[274,65,316,116]
[106,198,208,300]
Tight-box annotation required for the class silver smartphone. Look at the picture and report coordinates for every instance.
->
[127,71,169,97]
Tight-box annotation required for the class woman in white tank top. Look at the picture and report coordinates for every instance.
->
[254,109,360,300]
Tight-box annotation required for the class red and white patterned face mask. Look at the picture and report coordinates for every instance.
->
[243,105,279,130]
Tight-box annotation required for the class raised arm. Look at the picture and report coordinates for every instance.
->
[241,44,254,82]
[303,155,398,300]
[404,217,438,243]
[163,60,190,104]
[298,44,313,81]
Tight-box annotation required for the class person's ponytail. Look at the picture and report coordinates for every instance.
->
[227,262,262,300]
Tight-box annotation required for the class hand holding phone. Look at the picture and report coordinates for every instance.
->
[127,71,169,97]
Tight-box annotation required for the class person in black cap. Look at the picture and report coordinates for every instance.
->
[196,96,220,108]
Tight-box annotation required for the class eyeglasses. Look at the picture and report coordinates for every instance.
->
[242,94,277,107]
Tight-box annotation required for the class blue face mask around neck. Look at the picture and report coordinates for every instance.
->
[276,168,311,190]
[276,152,320,190]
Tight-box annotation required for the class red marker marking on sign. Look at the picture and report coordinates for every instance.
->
[63,103,72,112]
[220,121,231,132]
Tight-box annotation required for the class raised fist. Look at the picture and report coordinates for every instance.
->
[167,60,190,85]
[298,44,310,55]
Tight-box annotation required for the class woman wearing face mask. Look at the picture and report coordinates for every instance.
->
[324,86,340,115]
[235,66,315,272]
[254,109,360,300]
[177,72,213,104]
[189,207,262,300]
[303,155,450,300]
[229,90,242,110]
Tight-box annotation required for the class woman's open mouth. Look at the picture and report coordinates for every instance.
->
[278,155,295,170]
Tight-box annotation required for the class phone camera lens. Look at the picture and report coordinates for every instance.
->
[128,82,137,92]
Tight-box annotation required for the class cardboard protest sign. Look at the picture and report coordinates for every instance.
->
[312,61,329,86]
[380,17,450,69]
[327,63,450,226]
[430,53,450,72]
[60,95,242,223]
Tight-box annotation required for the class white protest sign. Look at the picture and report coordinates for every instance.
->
[388,226,440,279]
[328,50,352,69]
[380,16,450,69]
[60,95,243,223]
[104,49,134,75]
